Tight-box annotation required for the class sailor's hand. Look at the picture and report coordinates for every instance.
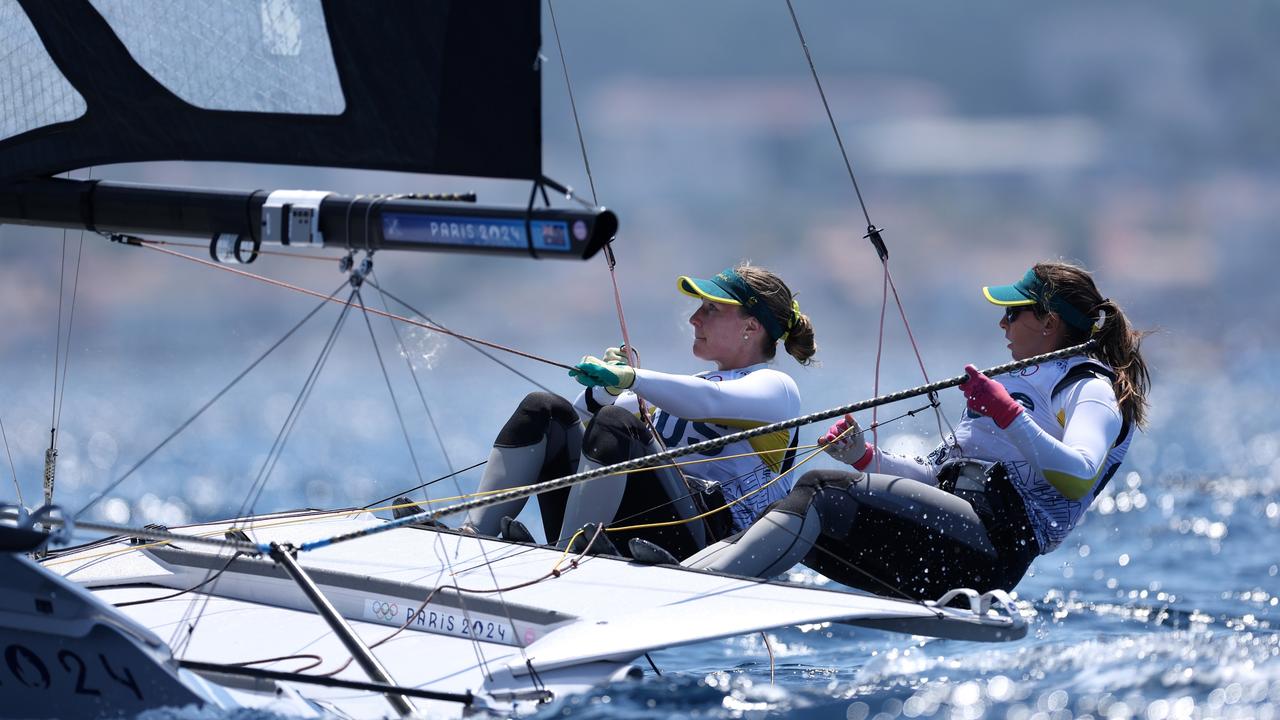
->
[570,355,636,392]
[960,364,1024,429]
[818,414,872,469]
[599,347,638,395]
[602,346,635,365]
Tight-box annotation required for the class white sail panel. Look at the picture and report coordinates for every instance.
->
[0,0,87,141]
[89,0,345,115]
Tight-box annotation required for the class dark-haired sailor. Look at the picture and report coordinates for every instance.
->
[460,265,818,560]
[685,261,1151,600]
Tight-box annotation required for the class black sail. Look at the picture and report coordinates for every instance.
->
[1,0,541,183]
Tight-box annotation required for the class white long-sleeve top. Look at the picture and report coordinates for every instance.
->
[573,363,801,531]
[860,356,1131,553]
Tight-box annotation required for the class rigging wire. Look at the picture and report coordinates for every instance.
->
[356,199,506,680]
[298,341,1094,555]
[44,168,91,515]
[547,0,696,495]
[130,238,574,371]
[355,287,432,505]
[364,279,554,394]
[242,292,356,520]
[368,271,467,503]
[53,234,85,431]
[50,229,67,441]
[783,0,952,454]
[73,280,350,521]
[362,459,488,510]
[0,417,21,506]
[784,0,873,228]
[173,289,359,657]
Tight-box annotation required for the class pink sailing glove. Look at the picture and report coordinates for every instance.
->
[960,364,1024,429]
[818,414,874,470]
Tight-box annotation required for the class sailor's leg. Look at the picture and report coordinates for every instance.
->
[682,470,829,576]
[801,473,999,599]
[557,405,706,556]
[462,392,581,538]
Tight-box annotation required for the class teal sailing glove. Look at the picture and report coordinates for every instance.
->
[570,355,636,391]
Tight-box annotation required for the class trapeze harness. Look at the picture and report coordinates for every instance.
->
[464,363,800,559]
[687,357,1130,600]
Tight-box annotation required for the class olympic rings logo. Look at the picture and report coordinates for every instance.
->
[370,600,400,621]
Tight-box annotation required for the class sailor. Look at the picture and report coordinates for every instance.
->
[461,265,817,560]
[684,261,1151,599]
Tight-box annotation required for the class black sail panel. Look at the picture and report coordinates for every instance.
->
[2,0,541,183]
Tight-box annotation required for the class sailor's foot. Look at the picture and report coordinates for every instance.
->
[627,538,679,566]
[567,522,621,557]
[500,516,536,543]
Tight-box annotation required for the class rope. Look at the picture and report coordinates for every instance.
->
[141,237,335,261]
[293,341,1094,554]
[785,1,951,457]
[74,281,348,521]
[364,279,554,393]
[546,0,686,496]
[129,238,573,371]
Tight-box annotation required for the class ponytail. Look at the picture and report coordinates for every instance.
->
[1037,262,1151,429]
[736,264,818,366]
[1087,297,1151,429]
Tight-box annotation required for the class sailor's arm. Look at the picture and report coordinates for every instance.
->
[572,386,639,422]
[1001,379,1122,500]
[628,367,800,423]
[819,414,939,484]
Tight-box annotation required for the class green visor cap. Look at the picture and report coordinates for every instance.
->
[982,267,1092,331]
[678,267,786,342]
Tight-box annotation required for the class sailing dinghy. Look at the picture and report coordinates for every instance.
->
[0,2,1024,717]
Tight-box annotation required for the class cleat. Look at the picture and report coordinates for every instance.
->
[500,516,536,543]
[628,538,679,566]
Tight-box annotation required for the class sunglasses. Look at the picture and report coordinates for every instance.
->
[1002,305,1039,323]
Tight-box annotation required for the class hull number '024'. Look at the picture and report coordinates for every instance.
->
[363,598,514,645]
[2,643,143,700]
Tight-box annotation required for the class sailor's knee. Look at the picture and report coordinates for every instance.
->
[798,469,857,492]
[769,470,856,518]
[496,392,577,446]
[592,404,640,431]
[583,405,647,462]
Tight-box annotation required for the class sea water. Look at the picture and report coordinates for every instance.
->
[124,467,1278,720]
[16,359,1279,720]
[534,470,1279,719]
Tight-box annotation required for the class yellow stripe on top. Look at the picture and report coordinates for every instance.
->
[703,417,793,474]
[1043,465,1104,501]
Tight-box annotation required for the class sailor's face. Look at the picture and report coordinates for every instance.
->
[689,300,750,367]
[1000,305,1057,360]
